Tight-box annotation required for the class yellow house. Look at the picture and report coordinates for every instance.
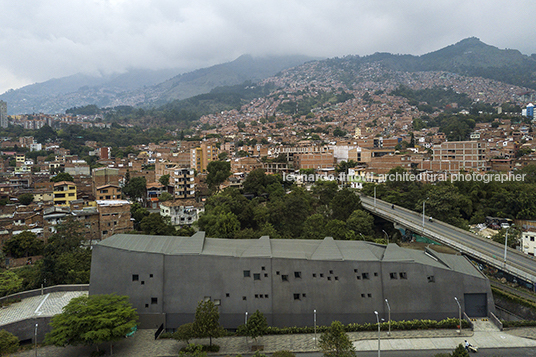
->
[53,181,77,206]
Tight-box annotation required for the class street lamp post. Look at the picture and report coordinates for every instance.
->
[454,297,461,334]
[382,230,389,243]
[504,226,513,265]
[314,309,317,347]
[374,186,376,210]
[422,198,429,234]
[385,299,391,336]
[34,323,38,357]
[374,311,380,357]
[245,311,248,325]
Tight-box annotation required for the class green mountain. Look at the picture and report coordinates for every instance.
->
[0,55,317,115]
[141,55,319,106]
[367,37,536,89]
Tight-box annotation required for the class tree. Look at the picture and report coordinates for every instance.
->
[173,322,195,344]
[159,174,170,186]
[192,300,224,346]
[3,231,44,258]
[206,161,231,191]
[199,212,240,238]
[330,189,361,221]
[318,321,356,357]
[346,210,375,236]
[18,193,34,205]
[0,270,23,297]
[41,218,90,286]
[0,329,19,355]
[122,176,147,202]
[140,213,176,235]
[243,169,280,196]
[491,227,522,248]
[451,343,469,357]
[245,310,268,343]
[50,172,74,182]
[159,192,173,202]
[45,294,138,354]
[130,202,149,230]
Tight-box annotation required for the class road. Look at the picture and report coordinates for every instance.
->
[360,195,536,286]
[296,347,536,357]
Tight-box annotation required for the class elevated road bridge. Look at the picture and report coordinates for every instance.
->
[360,195,536,290]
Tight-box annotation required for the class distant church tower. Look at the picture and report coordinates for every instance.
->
[0,101,7,128]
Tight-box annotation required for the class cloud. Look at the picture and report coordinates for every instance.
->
[0,0,535,93]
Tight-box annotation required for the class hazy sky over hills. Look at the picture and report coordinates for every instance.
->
[1,0,535,94]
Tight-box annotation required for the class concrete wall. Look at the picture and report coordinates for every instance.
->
[90,247,494,330]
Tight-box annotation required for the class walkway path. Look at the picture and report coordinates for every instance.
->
[11,326,536,357]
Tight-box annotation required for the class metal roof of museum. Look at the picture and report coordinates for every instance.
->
[97,233,484,277]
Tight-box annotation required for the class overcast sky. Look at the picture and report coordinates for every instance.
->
[1,0,535,94]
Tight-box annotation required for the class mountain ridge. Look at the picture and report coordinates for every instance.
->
[2,38,536,115]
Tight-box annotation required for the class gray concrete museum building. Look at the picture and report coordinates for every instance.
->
[89,232,494,329]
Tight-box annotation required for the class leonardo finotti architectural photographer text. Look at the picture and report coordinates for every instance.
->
[283,172,527,184]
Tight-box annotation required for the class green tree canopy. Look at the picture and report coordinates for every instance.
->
[159,174,170,186]
[192,300,224,346]
[330,188,361,221]
[173,322,195,344]
[0,270,23,297]
[3,231,44,258]
[245,310,268,342]
[45,294,138,354]
[346,210,375,237]
[41,218,91,286]
[243,169,281,196]
[130,202,149,230]
[318,320,356,357]
[140,213,176,235]
[0,329,19,355]
[50,172,74,182]
[159,191,174,202]
[18,193,34,205]
[122,176,147,202]
[206,161,231,191]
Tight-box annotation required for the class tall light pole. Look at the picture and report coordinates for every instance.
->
[374,311,380,357]
[245,311,248,325]
[382,230,389,243]
[314,309,317,347]
[504,226,513,265]
[454,297,461,334]
[34,323,38,357]
[385,299,391,336]
[422,197,429,234]
[374,186,377,210]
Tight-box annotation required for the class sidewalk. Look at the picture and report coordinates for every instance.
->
[11,327,536,357]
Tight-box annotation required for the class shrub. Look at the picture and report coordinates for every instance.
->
[503,320,536,328]
[180,344,220,353]
[179,344,208,357]
[202,344,220,352]
[0,330,19,355]
[159,332,174,339]
[174,323,195,344]
[237,318,468,336]
[272,351,296,357]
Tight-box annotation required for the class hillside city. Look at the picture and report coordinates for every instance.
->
[0,63,536,258]
[1,49,536,356]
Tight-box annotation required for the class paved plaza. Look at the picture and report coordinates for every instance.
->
[9,321,536,357]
